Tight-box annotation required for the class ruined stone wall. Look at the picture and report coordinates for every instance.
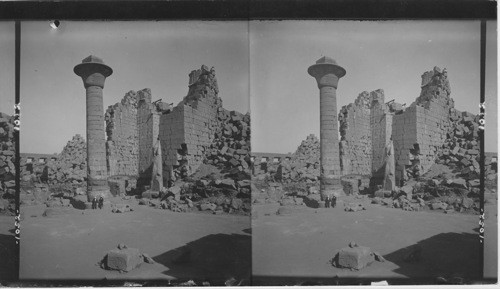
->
[137,89,160,181]
[159,104,185,181]
[105,90,139,176]
[181,93,220,175]
[370,89,393,180]
[393,67,453,183]
[338,91,372,175]
[160,65,222,180]
[392,106,418,184]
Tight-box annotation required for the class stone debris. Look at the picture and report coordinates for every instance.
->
[344,202,366,212]
[0,113,16,214]
[111,204,133,213]
[104,244,144,272]
[332,242,385,270]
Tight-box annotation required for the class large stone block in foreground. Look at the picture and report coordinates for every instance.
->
[106,247,143,272]
[337,246,375,270]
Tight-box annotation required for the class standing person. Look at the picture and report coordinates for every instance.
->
[91,197,97,210]
[98,196,104,210]
[325,196,330,208]
[331,195,337,208]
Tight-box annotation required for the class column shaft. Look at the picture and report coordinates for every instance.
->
[86,85,108,188]
[319,86,342,197]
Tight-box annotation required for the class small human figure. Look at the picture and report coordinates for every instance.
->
[324,196,330,208]
[92,197,97,210]
[331,196,337,208]
[98,196,104,210]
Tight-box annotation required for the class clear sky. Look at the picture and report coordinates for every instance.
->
[250,20,497,153]
[3,20,498,154]
[20,21,249,154]
[0,22,15,115]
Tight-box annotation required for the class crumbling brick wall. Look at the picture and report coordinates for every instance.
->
[393,67,453,184]
[370,89,394,180]
[159,65,222,181]
[338,92,372,175]
[105,90,139,176]
[137,89,160,182]
[340,67,454,187]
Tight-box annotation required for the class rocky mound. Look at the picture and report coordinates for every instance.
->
[47,134,87,184]
[0,112,16,214]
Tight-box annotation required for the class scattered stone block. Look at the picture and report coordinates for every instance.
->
[199,203,216,211]
[106,246,143,272]
[142,190,159,199]
[344,202,365,212]
[337,245,375,270]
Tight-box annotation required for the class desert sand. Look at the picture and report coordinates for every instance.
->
[252,196,494,285]
[19,203,250,284]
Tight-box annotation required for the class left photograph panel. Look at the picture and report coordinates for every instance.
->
[0,21,16,282]
[19,21,251,284]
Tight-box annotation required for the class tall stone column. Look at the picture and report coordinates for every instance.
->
[308,56,346,199]
[74,55,113,201]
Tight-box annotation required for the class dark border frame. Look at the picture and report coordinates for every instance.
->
[1,0,496,286]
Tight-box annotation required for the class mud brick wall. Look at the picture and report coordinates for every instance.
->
[105,90,140,176]
[339,91,372,175]
[137,89,160,181]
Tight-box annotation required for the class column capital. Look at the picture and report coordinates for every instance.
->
[74,55,113,88]
[308,56,346,89]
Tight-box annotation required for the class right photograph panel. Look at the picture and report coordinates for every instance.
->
[250,20,497,285]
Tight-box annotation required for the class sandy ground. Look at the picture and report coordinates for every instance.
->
[484,201,498,280]
[19,203,251,283]
[0,214,16,282]
[252,199,492,285]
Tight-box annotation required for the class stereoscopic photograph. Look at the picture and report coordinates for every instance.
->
[17,21,251,284]
[0,16,496,287]
[250,20,497,285]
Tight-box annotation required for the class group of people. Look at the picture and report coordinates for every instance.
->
[324,195,337,208]
[91,196,104,210]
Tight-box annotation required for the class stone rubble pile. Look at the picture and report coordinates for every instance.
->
[140,178,251,215]
[282,134,320,182]
[205,109,251,178]
[435,110,481,178]
[0,112,16,214]
[48,134,87,184]
[252,134,320,182]
[372,177,481,214]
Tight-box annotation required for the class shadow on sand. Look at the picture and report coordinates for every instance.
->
[253,232,484,286]
[383,231,480,282]
[0,233,16,282]
[153,231,251,285]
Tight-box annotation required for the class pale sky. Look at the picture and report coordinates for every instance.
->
[250,20,497,153]
[0,20,497,154]
[0,22,15,116]
[20,21,249,154]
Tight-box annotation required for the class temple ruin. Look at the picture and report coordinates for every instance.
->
[252,60,491,200]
